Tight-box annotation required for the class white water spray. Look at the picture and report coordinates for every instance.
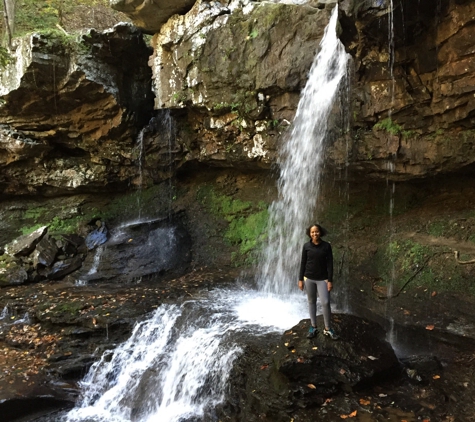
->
[258,7,349,295]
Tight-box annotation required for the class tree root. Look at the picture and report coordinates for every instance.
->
[374,252,444,300]
[454,250,475,264]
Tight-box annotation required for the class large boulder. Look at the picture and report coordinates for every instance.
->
[76,217,192,283]
[4,226,48,257]
[223,314,399,421]
[110,0,196,34]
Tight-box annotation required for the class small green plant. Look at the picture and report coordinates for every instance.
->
[0,47,14,68]
[401,130,415,139]
[171,91,187,103]
[248,29,258,39]
[373,118,402,136]
[427,221,447,237]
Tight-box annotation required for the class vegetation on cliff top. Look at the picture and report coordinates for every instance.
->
[0,0,126,37]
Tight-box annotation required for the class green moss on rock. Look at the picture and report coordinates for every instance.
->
[197,186,269,265]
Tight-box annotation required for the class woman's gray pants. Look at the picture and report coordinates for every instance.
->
[304,277,331,328]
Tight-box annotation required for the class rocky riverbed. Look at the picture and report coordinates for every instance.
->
[0,266,474,422]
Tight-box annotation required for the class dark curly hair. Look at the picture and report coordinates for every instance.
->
[306,224,328,238]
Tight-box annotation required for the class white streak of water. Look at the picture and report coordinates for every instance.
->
[87,246,104,275]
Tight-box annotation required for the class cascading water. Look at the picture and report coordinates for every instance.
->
[258,7,350,296]
[59,7,349,422]
[63,291,306,422]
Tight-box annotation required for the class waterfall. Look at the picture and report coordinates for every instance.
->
[258,7,350,295]
[60,6,348,422]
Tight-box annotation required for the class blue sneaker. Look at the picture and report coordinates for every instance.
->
[323,327,339,340]
[307,326,318,339]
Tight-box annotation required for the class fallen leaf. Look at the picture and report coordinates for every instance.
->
[433,375,440,379]
[431,291,437,297]
[307,384,316,389]
[340,410,357,419]
[312,346,318,350]
[378,393,387,397]
[368,355,378,360]
[359,398,371,405]
[260,364,268,370]
[340,368,346,375]
[426,324,435,331]
[297,357,305,363]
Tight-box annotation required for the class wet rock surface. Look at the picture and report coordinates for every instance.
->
[276,316,399,390]
[223,314,400,420]
[223,312,475,422]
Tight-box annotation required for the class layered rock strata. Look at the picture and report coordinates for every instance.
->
[0,24,154,195]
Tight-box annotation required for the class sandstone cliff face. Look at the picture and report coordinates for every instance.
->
[143,0,475,181]
[0,24,154,195]
[335,0,475,180]
[149,0,334,169]
[3,0,474,195]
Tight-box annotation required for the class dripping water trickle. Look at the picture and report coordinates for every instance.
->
[136,127,146,219]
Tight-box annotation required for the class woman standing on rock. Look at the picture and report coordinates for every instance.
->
[298,224,339,340]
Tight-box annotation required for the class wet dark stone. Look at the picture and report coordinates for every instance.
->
[78,217,191,283]
[34,235,59,267]
[0,397,74,422]
[48,256,83,280]
[222,314,399,422]
[276,315,399,389]
[85,222,108,250]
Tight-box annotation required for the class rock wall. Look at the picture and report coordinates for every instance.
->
[334,0,475,180]
[149,0,334,169]
[0,24,154,196]
[144,0,475,181]
[1,0,475,284]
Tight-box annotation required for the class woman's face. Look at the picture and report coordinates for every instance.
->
[310,226,320,243]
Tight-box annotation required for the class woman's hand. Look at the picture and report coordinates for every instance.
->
[326,280,332,292]
[298,280,304,291]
